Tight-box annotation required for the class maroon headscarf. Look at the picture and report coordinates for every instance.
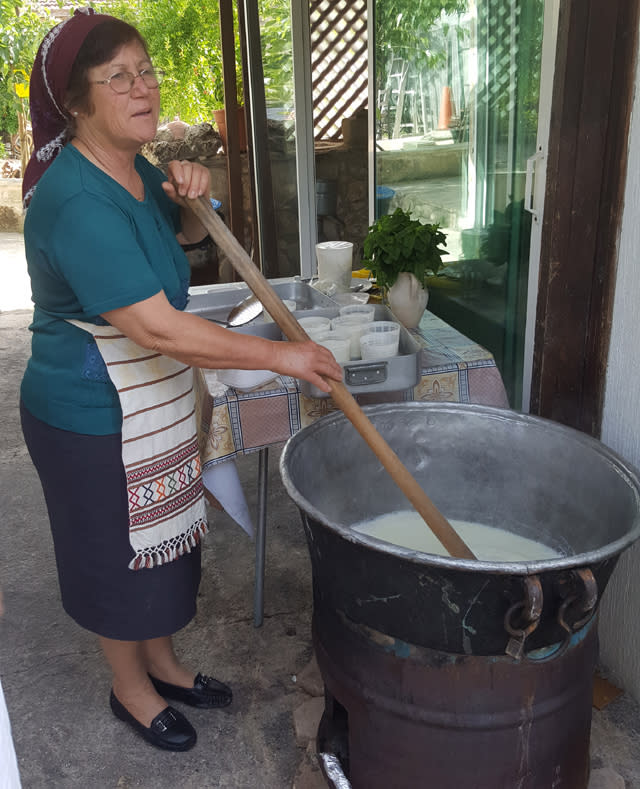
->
[22,8,117,207]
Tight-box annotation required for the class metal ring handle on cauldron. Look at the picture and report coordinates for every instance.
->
[553,568,599,658]
[523,568,599,663]
[504,575,543,660]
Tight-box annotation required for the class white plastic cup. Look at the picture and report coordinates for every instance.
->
[365,319,402,337]
[314,331,350,363]
[360,333,400,360]
[328,326,355,358]
[338,303,376,322]
[316,241,353,293]
[263,299,296,323]
[298,315,332,340]
[331,314,370,360]
[359,320,401,360]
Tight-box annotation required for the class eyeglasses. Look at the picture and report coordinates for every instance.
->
[93,67,165,94]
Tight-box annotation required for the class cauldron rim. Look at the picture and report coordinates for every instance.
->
[280,402,640,575]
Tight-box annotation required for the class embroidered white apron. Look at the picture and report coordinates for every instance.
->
[69,321,208,570]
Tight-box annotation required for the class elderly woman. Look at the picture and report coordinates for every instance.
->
[20,9,341,753]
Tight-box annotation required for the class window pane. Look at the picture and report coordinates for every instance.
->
[374,0,544,407]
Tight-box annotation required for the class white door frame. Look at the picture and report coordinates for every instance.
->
[291,0,317,280]
[521,0,560,412]
[367,0,375,224]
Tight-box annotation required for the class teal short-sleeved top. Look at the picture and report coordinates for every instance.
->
[21,144,191,435]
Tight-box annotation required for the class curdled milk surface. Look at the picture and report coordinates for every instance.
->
[352,510,563,562]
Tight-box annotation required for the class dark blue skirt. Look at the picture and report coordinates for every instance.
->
[20,402,201,640]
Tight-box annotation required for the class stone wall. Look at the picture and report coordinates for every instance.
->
[0,179,24,232]
[316,138,369,262]
[376,143,465,182]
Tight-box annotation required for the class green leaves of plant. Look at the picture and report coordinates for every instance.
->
[362,207,447,290]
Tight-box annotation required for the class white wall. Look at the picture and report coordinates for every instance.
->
[598,54,640,701]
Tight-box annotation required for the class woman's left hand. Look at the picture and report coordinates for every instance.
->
[162,159,211,204]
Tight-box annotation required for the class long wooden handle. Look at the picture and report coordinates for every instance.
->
[187,196,476,560]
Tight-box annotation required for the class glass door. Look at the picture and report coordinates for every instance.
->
[242,0,303,279]
[373,0,550,408]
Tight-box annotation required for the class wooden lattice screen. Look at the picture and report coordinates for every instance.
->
[310,0,368,141]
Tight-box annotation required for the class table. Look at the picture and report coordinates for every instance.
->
[198,311,510,625]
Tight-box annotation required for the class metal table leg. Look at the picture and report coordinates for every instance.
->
[253,447,269,627]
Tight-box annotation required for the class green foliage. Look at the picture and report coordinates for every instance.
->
[0,0,54,136]
[0,98,17,137]
[375,0,465,82]
[259,0,294,111]
[376,0,465,58]
[362,207,447,289]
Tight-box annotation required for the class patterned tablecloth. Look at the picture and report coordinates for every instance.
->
[199,311,509,469]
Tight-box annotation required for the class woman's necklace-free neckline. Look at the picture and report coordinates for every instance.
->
[72,138,145,201]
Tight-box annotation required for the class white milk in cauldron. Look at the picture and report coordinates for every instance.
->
[352,511,562,561]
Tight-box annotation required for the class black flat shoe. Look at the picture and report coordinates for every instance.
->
[109,690,197,751]
[149,672,233,709]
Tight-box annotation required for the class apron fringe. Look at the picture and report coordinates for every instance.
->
[128,517,209,571]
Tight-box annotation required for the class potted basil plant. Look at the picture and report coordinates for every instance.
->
[362,208,447,328]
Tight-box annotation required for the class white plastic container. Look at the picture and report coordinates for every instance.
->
[338,303,376,322]
[328,325,355,357]
[331,314,371,360]
[216,368,279,391]
[314,331,351,363]
[364,319,402,337]
[298,315,332,340]
[316,241,353,293]
[359,320,401,360]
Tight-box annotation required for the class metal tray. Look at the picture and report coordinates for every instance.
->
[186,282,420,396]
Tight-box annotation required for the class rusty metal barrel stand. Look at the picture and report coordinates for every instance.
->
[311,550,598,788]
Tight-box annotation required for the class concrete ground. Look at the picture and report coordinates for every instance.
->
[0,232,31,312]
[1,232,640,787]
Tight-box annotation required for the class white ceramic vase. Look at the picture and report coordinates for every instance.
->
[387,271,429,328]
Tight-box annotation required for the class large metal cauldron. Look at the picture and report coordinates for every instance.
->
[280,403,640,789]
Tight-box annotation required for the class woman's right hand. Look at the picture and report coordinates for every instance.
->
[272,340,343,393]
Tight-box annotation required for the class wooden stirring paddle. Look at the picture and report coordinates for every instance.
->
[186,195,476,561]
